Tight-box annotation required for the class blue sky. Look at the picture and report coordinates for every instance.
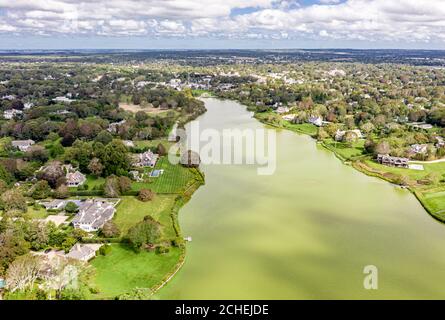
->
[0,0,443,50]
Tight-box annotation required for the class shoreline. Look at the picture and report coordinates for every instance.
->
[148,151,206,297]
[248,107,445,225]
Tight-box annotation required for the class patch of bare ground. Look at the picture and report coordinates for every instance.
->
[119,102,169,114]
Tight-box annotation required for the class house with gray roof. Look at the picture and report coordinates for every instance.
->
[66,244,100,262]
[72,200,117,232]
[66,170,86,187]
[11,139,35,152]
[133,150,159,168]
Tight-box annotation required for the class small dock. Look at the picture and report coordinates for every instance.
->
[184,236,192,242]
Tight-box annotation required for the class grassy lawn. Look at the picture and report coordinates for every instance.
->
[323,139,365,160]
[134,139,175,150]
[282,122,318,136]
[363,160,445,182]
[419,191,445,215]
[132,157,197,194]
[91,244,182,299]
[254,112,318,136]
[26,206,50,219]
[85,175,106,189]
[358,159,445,218]
[113,196,177,238]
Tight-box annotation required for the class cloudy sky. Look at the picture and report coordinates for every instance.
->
[0,0,444,49]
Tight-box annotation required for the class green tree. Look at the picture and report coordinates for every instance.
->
[88,158,104,177]
[101,141,130,176]
[104,176,120,198]
[64,202,79,214]
[0,189,27,213]
[0,228,30,275]
[101,221,121,238]
[30,180,51,200]
[54,184,70,199]
[138,189,155,202]
[125,216,161,250]
[95,130,113,145]
[0,164,13,184]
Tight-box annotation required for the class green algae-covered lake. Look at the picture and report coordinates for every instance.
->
[158,98,445,299]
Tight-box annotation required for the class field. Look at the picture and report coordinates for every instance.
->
[85,175,106,189]
[119,102,176,117]
[254,112,318,136]
[132,157,198,194]
[113,195,177,238]
[134,139,176,150]
[91,244,182,299]
[418,190,445,216]
[322,139,365,161]
[363,159,445,182]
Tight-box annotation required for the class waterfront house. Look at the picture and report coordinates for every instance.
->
[11,139,35,152]
[133,150,159,168]
[72,199,117,232]
[275,107,290,114]
[377,154,409,168]
[308,116,323,127]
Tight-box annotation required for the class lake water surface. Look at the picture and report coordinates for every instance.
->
[158,98,445,299]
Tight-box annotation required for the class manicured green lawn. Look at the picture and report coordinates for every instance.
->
[91,244,182,299]
[364,160,445,182]
[282,122,318,136]
[85,175,106,189]
[420,191,445,215]
[132,157,197,194]
[134,139,175,150]
[323,139,365,160]
[255,112,318,136]
[360,159,445,217]
[113,196,177,238]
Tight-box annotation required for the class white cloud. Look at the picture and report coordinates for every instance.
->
[0,0,443,45]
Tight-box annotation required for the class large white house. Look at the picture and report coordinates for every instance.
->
[11,139,35,152]
[308,116,323,127]
[72,199,117,232]
[3,109,23,120]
